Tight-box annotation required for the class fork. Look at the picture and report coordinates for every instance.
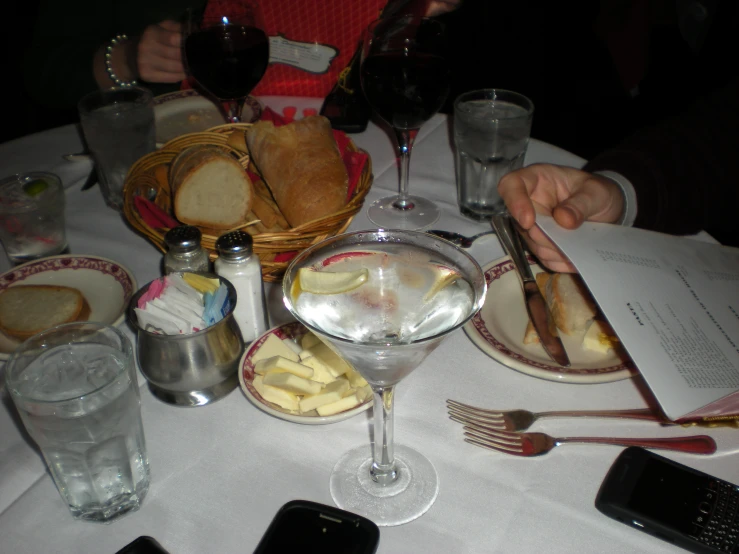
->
[461,425,717,456]
[446,399,670,432]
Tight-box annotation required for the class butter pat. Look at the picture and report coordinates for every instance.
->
[262,371,322,395]
[300,332,322,350]
[298,352,336,384]
[254,356,313,379]
[299,379,351,413]
[253,375,299,411]
[317,394,360,416]
[582,319,620,354]
[252,334,301,364]
[303,343,350,377]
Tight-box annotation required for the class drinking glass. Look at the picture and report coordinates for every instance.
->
[183,1,269,123]
[360,17,451,230]
[283,230,486,526]
[5,322,150,523]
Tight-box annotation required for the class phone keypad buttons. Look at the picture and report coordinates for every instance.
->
[693,480,739,552]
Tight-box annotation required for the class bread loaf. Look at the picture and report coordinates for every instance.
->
[0,285,90,340]
[169,145,253,229]
[246,116,348,227]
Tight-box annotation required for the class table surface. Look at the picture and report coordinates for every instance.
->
[1,97,736,554]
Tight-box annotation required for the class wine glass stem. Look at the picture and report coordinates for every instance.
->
[370,385,398,485]
[224,99,243,124]
[392,129,417,211]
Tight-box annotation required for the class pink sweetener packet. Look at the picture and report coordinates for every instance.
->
[137,277,166,309]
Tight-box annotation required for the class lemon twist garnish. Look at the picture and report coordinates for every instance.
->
[297,268,369,295]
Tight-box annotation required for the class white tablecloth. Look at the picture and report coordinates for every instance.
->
[0,97,736,554]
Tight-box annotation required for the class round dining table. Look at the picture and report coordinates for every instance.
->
[0,96,736,554]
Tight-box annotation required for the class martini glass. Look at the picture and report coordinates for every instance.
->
[283,230,486,526]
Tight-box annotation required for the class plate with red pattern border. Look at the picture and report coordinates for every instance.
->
[0,255,136,360]
[463,255,636,383]
[238,322,373,425]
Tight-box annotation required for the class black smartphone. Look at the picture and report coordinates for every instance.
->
[254,500,380,554]
[115,536,169,554]
[595,447,739,554]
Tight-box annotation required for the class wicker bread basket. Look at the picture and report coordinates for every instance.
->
[122,123,373,282]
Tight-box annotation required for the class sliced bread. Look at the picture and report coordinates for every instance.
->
[0,285,90,341]
[170,145,253,229]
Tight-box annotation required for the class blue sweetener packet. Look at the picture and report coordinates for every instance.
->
[203,284,230,326]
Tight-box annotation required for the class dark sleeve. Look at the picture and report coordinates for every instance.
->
[584,77,739,247]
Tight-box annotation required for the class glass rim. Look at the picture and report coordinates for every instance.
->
[282,228,487,348]
[5,321,133,404]
[77,86,154,114]
[0,171,65,213]
[454,88,535,119]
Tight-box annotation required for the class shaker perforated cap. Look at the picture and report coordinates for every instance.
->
[216,230,253,261]
[164,225,202,253]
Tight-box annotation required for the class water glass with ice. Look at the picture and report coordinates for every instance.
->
[5,322,150,523]
[78,87,156,211]
[453,89,534,220]
[0,171,67,265]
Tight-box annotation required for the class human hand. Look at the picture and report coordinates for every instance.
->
[136,20,187,84]
[497,164,626,272]
[426,0,462,17]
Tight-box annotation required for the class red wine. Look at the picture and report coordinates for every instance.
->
[185,24,269,100]
[360,52,450,130]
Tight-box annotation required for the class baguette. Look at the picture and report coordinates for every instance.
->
[0,285,90,341]
[169,145,253,229]
[246,116,348,227]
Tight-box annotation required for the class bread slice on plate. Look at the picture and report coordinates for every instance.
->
[0,285,90,341]
[169,145,253,229]
[544,273,598,336]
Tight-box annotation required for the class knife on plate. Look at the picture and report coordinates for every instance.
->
[490,212,571,367]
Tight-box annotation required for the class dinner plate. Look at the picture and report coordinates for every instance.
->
[154,90,262,146]
[464,255,635,383]
[238,322,372,424]
[0,255,137,360]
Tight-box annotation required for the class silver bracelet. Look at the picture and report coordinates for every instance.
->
[105,34,138,87]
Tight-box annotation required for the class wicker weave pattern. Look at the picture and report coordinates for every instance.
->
[123,123,373,282]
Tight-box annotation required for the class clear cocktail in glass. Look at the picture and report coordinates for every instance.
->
[283,230,486,526]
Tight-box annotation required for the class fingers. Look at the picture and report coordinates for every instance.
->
[137,21,186,83]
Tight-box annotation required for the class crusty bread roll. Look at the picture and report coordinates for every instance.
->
[246,116,348,227]
[546,273,597,335]
[0,285,90,341]
[169,145,253,229]
[523,272,597,343]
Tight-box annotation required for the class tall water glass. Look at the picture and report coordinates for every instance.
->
[453,89,534,220]
[5,322,150,523]
[78,87,156,211]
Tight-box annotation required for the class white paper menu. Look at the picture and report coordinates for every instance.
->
[536,216,739,422]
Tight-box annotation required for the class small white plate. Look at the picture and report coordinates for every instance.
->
[0,255,137,360]
[464,255,635,384]
[238,322,372,424]
[154,90,262,146]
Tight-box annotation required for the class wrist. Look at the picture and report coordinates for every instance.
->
[103,35,138,87]
[593,170,638,227]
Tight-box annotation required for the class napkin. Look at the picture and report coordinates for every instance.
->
[134,196,180,230]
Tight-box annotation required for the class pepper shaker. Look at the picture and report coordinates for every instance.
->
[163,225,210,274]
[215,230,269,344]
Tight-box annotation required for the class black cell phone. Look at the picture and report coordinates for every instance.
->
[115,536,169,554]
[254,500,380,554]
[595,447,739,554]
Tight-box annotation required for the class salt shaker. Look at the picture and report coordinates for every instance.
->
[215,231,269,344]
[163,225,210,274]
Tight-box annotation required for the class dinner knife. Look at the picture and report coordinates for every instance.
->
[490,213,571,367]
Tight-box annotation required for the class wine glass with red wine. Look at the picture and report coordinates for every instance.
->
[360,16,450,230]
[184,1,269,123]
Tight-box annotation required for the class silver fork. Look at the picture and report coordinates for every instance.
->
[446,399,670,432]
[462,425,717,456]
